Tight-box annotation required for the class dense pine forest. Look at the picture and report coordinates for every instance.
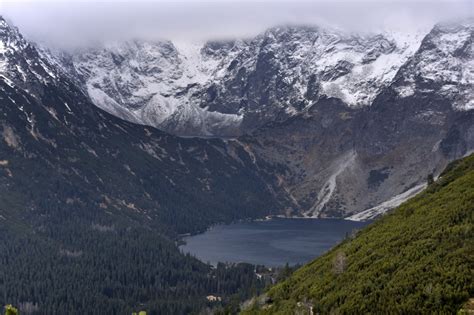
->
[1,10,473,315]
[0,23,294,312]
[0,59,280,314]
[244,154,474,314]
[1,216,271,314]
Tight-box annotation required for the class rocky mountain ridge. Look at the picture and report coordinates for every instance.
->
[47,24,429,136]
[1,16,473,220]
[0,16,292,233]
[235,19,473,217]
[42,19,472,138]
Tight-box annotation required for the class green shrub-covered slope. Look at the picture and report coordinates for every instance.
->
[246,154,474,314]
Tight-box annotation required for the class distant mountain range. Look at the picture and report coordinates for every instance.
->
[44,20,472,137]
[1,16,473,220]
[0,15,289,314]
[0,13,473,314]
[0,16,290,234]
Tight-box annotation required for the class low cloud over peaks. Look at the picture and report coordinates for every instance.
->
[1,0,471,48]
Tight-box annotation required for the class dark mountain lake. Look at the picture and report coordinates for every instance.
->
[180,218,369,267]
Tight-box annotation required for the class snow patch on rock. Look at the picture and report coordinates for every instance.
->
[346,183,426,221]
[305,150,357,218]
[394,20,473,111]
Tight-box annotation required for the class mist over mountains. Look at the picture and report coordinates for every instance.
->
[1,14,473,218]
[0,2,473,313]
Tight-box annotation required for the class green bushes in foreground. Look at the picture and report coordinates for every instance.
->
[246,154,474,314]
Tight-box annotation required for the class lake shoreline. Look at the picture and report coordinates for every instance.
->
[180,218,369,267]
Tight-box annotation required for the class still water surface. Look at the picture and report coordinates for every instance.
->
[180,218,369,267]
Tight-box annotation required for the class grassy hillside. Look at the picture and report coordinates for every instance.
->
[245,154,474,314]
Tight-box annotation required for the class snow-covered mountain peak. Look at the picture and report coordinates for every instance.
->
[49,24,433,135]
[172,40,220,86]
[0,17,10,35]
[0,17,31,54]
[0,16,60,87]
[0,16,15,33]
[3,18,469,136]
[427,19,472,55]
[61,38,244,136]
[203,24,424,118]
[0,17,26,71]
[393,19,473,110]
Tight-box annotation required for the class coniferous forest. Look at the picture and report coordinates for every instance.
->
[244,154,474,314]
[1,4,473,314]
[1,216,269,314]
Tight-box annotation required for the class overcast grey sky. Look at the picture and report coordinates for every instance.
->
[0,0,471,47]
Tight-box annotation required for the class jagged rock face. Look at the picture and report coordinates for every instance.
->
[238,20,474,218]
[241,98,362,217]
[0,18,60,92]
[204,26,420,131]
[1,16,473,221]
[243,95,473,218]
[51,22,471,139]
[0,17,291,233]
[57,25,425,136]
[393,20,473,111]
[56,39,245,137]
